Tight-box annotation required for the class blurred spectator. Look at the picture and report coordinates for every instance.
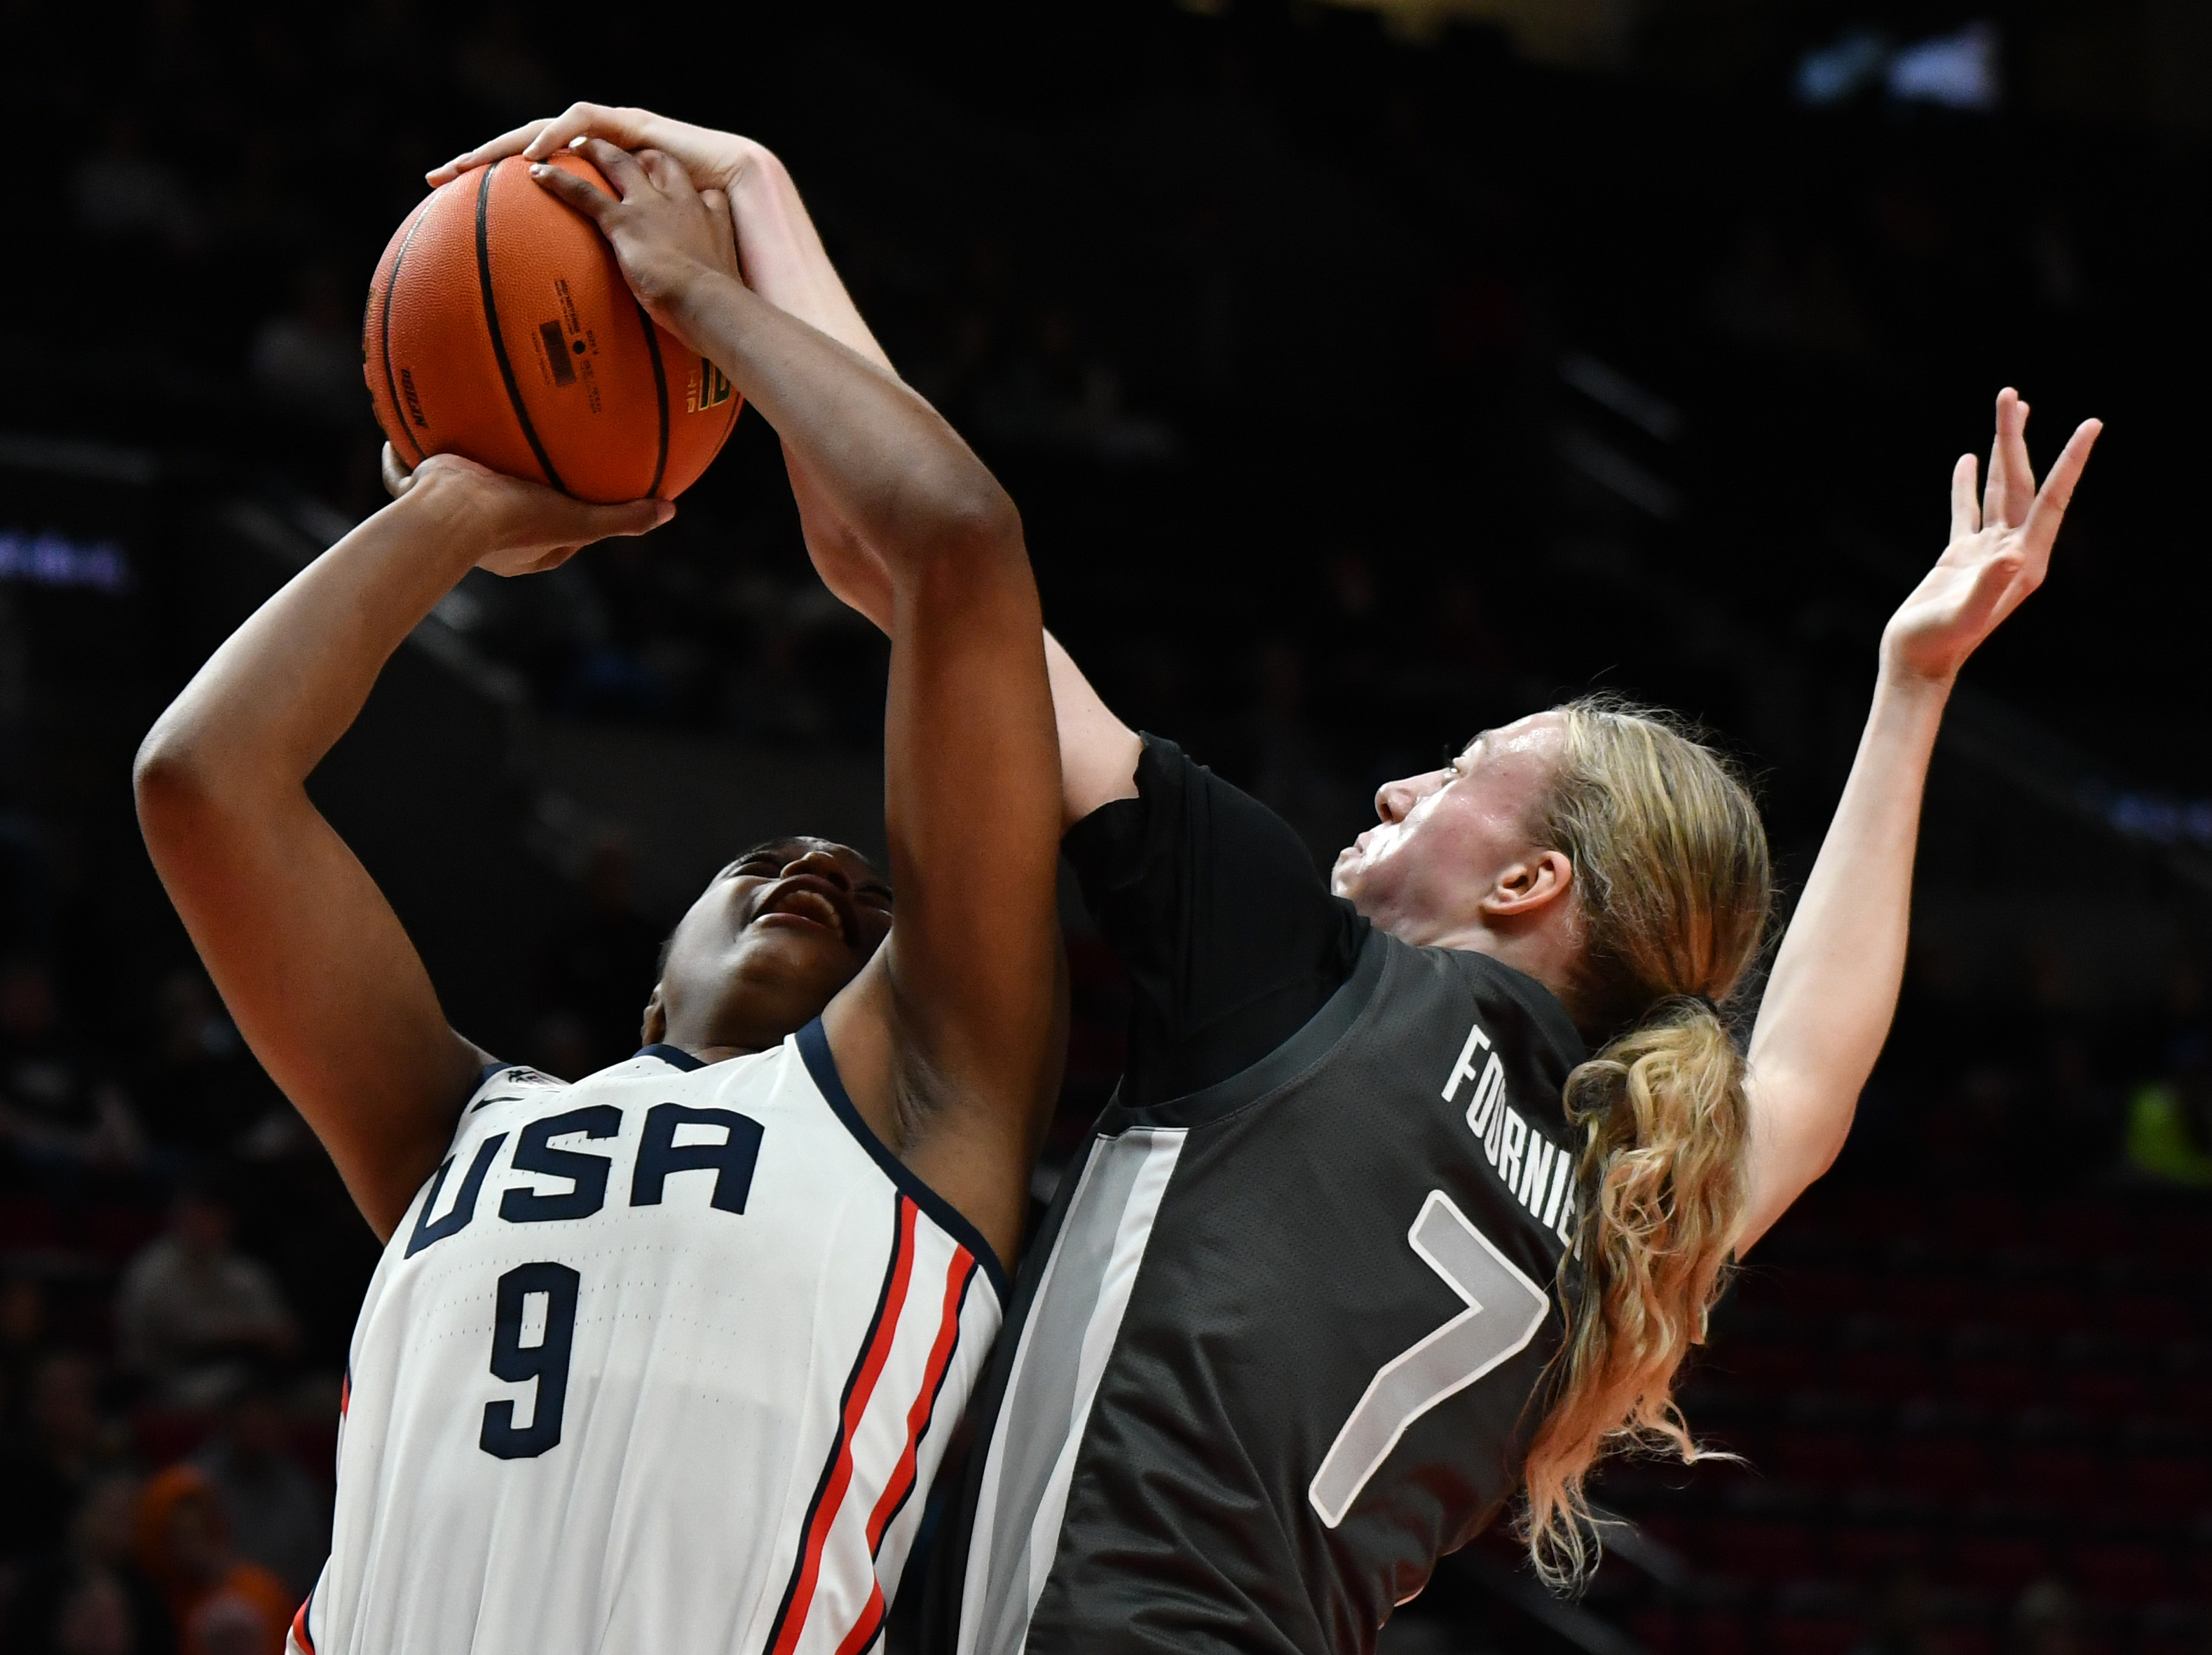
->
[534,838,664,1077]
[2122,1037,2212,1186]
[1848,1568,1940,1655]
[132,1469,289,1655]
[73,113,198,251]
[189,1380,325,1600]
[247,264,364,430]
[136,976,264,1164]
[0,1355,128,1562]
[1,1274,51,1432]
[2009,1579,2082,1655]
[0,960,145,1184]
[449,6,557,116]
[115,1189,296,1409]
[10,1473,177,1655]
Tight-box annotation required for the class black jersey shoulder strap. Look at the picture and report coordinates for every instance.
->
[1095,922,1389,1135]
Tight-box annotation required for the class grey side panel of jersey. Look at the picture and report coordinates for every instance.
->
[962,1128,1187,1655]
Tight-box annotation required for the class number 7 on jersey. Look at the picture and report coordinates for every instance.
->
[1308,1191,1551,1527]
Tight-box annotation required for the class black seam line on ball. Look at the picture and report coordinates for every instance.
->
[638,301,669,498]
[475,164,567,496]
[378,198,435,467]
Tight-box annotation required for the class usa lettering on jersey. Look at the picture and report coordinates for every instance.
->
[310,1036,1004,1655]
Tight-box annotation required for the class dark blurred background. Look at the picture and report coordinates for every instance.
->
[0,0,2208,1651]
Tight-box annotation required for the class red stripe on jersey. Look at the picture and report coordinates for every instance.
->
[339,1373,349,1417]
[768,1197,920,1655]
[866,1249,976,1555]
[830,1249,980,1655]
[289,1595,315,1655]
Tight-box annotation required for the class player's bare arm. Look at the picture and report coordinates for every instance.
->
[432,105,903,602]
[134,463,669,1239]
[531,140,1062,1268]
[478,109,1138,838]
[1738,388,2100,1250]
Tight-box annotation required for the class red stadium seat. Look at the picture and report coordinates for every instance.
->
[1829,1523,1930,1582]
[1887,1433,1991,1497]
[2123,1452,2210,1518]
[2011,1443,2107,1506]
[1704,1516,1817,1582]
[1766,1609,1858,1655]
[0,1195,58,1250]
[1775,1429,1874,1486]
[1948,1532,2053,1595]
[81,1201,163,1265]
[2073,1540,2172,1604]
[132,1406,212,1466]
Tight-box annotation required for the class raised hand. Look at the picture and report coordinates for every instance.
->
[428,103,762,197]
[526,139,746,349]
[380,445,669,577]
[1881,388,2101,688]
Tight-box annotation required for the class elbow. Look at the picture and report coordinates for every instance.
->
[132,719,221,846]
[906,479,1030,596]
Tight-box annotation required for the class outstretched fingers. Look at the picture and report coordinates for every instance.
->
[2021,418,2103,554]
[1999,393,2037,527]
[523,102,632,161]
[1982,388,2021,528]
[1949,452,1980,543]
[428,117,555,186]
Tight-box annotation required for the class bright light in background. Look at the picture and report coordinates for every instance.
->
[0,530,135,595]
[1794,20,2002,112]
[1794,29,1890,105]
[1887,21,2002,110]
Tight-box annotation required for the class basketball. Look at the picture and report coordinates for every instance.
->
[363,152,739,503]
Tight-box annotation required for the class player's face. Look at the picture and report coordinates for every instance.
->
[1330,711,1566,944]
[652,838,894,1053]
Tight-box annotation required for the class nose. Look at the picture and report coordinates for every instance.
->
[781,849,852,890]
[1373,771,1436,824]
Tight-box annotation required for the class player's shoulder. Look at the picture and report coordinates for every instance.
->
[460,1059,573,1115]
[1394,936,1586,1074]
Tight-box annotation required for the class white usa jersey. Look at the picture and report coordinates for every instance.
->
[291,1020,1004,1655]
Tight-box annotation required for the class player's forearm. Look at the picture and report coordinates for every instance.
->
[676,270,1020,590]
[725,152,908,622]
[1741,666,1949,1238]
[728,150,894,373]
[137,482,484,808]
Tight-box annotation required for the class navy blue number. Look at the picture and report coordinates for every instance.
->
[629,1104,763,1214]
[479,1262,580,1460]
[404,1133,507,1258]
[499,1105,621,1223]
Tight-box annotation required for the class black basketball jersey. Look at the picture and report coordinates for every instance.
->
[922,919,1590,1655]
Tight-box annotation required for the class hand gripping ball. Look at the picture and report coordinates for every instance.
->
[364,153,739,503]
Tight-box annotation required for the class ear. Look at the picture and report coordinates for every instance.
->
[640,986,667,1047]
[1477,850,1575,921]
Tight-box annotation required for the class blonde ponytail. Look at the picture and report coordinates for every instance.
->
[1514,698,1771,1591]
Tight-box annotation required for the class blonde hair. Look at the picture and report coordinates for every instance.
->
[1517,696,1772,1591]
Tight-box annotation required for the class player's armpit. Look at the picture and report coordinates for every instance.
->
[822,548,1065,1272]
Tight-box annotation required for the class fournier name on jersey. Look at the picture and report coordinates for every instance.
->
[1440,1021,1578,1251]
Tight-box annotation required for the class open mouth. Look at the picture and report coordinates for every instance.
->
[753,881,855,946]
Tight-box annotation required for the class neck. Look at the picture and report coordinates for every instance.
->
[1372,910,1581,1009]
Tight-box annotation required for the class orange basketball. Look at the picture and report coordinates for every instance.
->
[364,153,739,503]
